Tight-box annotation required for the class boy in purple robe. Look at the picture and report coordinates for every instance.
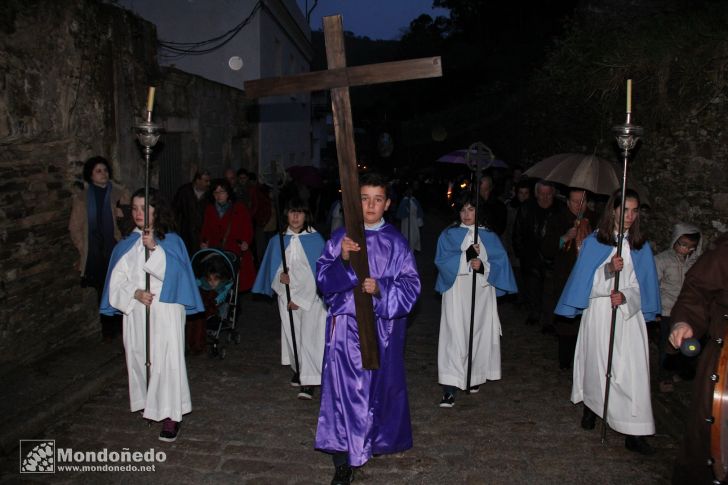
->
[315,172,421,485]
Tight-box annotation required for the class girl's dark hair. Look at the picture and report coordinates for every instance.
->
[284,197,314,233]
[596,188,645,249]
[83,156,112,183]
[452,191,486,228]
[130,188,176,240]
[209,178,233,199]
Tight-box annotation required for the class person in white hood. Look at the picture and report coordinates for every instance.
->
[654,222,703,392]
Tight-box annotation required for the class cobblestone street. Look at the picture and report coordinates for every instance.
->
[1,210,679,484]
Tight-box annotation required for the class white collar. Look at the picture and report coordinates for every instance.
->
[365,218,386,231]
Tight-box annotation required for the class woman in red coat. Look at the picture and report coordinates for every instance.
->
[200,179,256,291]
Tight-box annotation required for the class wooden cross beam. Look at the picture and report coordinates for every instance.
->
[244,15,442,369]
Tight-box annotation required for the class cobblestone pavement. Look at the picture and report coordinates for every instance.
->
[1,209,679,484]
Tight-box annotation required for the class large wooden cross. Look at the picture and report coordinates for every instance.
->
[245,15,442,369]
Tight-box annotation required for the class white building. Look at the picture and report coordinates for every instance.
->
[117,0,315,182]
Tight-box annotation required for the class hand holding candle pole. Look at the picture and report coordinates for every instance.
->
[146,86,156,114]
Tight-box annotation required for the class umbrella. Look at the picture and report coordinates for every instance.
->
[286,165,323,188]
[523,153,620,195]
[437,149,509,169]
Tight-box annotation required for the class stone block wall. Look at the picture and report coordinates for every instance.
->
[0,0,251,367]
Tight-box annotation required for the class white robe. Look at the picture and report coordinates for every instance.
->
[271,229,327,386]
[438,226,502,389]
[400,198,423,252]
[108,231,191,422]
[571,240,655,436]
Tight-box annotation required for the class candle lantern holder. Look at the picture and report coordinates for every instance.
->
[134,110,160,392]
[601,109,645,444]
[612,113,644,156]
[135,112,161,154]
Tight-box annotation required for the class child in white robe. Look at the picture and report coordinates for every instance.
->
[396,186,424,252]
[101,188,203,442]
[252,198,326,399]
[555,189,660,455]
[435,192,517,408]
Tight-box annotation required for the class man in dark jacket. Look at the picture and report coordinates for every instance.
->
[478,174,507,236]
[541,188,597,367]
[172,170,211,256]
[669,233,728,484]
[512,181,563,330]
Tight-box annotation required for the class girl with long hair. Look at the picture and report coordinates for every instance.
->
[555,188,660,454]
[101,188,203,442]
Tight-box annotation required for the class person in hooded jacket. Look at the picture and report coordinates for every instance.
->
[654,222,703,392]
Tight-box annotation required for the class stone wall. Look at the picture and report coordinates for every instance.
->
[0,0,251,367]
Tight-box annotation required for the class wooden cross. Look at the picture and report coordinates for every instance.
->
[245,15,442,369]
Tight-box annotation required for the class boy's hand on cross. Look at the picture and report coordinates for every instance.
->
[341,236,360,261]
[362,277,379,296]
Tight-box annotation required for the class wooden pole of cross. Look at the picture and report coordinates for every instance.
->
[244,15,442,369]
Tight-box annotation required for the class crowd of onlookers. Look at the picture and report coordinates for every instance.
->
[67,155,728,481]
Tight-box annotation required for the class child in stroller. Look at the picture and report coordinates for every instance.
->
[189,248,240,358]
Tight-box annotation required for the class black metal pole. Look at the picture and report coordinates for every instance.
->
[601,148,630,443]
[465,161,481,395]
[271,166,301,377]
[143,110,152,391]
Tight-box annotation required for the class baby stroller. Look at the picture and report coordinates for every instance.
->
[191,248,241,359]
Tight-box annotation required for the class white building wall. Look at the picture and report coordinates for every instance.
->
[257,7,312,183]
[114,0,313,180]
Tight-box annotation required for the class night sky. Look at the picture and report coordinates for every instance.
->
[296,0,448,40]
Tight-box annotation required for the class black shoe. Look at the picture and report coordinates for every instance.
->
[439,392,455,408]
[469,386,480,394]
[581,406,596,430]
[290,373,300,387]
[331,464,354,485]
[297,386,314,400]
[625,435,655,455]
[159,419,180,442]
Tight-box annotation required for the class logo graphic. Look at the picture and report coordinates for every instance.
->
[20,440,55,473]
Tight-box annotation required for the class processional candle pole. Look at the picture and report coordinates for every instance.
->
[601,79,644,443]
[135,86,161,390]
[465,142,494,395]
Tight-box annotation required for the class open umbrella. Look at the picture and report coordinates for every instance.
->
[524,153,619,195]
[437,149,509,169]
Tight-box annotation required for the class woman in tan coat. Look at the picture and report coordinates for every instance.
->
[68,156,129,341]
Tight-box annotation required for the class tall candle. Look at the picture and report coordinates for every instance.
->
[146,86,156,113]
[626,79,632,114]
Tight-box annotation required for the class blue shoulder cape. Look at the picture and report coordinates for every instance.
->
[100,232,204,316]
[434,226,517,297]
[252,231,325,297]
[396,196,424,220]
[554,233,660,321]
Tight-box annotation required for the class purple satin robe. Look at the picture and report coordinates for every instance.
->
[314,223,421,467]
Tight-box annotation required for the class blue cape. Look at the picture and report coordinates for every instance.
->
[554,233,661,321]
[396,196,424,220]
[100,232,204,315]
[434,226,518,297]
[252,231,325,297]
